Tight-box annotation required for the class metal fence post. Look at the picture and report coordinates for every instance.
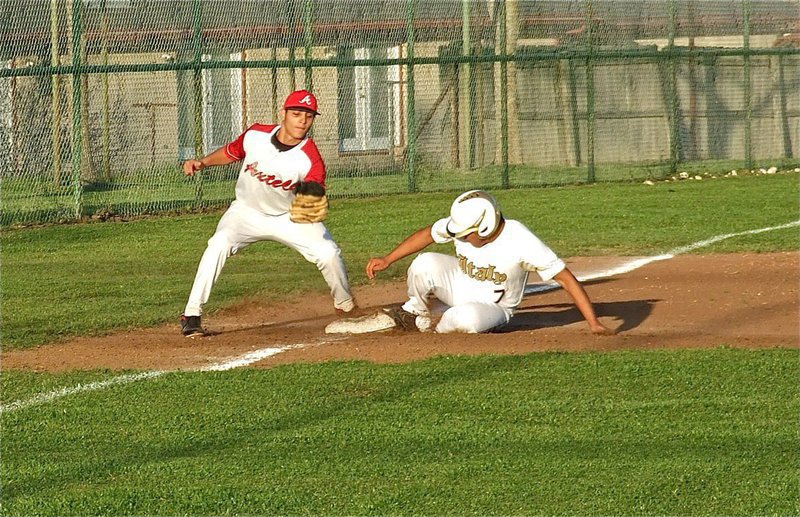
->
[304,0,313,91]
[499,0,509,188]
[461,0,473,170]
[667,0,680,174]
[406,0,417,192]
[743,0,753,170]
[100,0,111,182]
[50,0,62,187]
[71,0,83,219]
[192,0,204,208]
[585,0,596,183]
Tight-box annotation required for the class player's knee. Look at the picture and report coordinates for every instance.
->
[437,306,484,334]
[207,232,236,256]
[311,242,342,268]
[454,307,486,333]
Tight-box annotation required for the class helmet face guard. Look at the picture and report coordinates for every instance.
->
[446,190,502,239]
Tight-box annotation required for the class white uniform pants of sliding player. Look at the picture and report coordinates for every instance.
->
[400,252,512,334]
[184,200,354,317]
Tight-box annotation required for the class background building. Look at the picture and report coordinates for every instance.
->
[1,0,797,224]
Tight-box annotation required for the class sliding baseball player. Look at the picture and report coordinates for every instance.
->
[366,190,616,335]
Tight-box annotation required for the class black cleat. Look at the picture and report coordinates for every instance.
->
[382,306,419,331]
[180,314,205,337]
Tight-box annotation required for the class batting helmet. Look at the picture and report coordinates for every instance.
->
[446,190,503,239]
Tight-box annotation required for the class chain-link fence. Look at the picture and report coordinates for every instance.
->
[1,0,798,225]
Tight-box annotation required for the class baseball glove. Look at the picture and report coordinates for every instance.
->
[290,181,328,223]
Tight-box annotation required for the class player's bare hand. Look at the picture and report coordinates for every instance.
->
[183,159,205,176]
[366,257,390,280]
[590,322,617,336]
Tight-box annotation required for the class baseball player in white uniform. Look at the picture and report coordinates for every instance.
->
[366,190,615,335]
[180,90,357,337]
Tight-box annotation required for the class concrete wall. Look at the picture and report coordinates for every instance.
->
[5,44,798,183]
[85,52,178,178]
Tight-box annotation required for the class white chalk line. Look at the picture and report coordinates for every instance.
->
[199,341,329,372]
[524,219,800,295]
[1,338,343,414]
[0,371,168,414]
[3,220,797,414]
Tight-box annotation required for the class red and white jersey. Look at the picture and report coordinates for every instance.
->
[224,124,326,215]
[430,218,566,311]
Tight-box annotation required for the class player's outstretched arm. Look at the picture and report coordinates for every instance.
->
[182,146,237,176]
[366,226,435,280]
[553,268,617,335]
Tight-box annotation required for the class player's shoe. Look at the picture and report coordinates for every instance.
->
[180,314,205,337]
[335,304,369,318]
[382,306,420,331]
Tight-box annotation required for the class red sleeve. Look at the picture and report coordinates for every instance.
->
[301,139,327,188]
[224,129,248,161]
[225,124,277,161]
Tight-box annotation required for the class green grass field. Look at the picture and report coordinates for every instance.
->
[2,173,799,515]
[4,158,797,225]
[2,349,798,515]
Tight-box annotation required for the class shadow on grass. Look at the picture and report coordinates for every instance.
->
[496,299,659,334]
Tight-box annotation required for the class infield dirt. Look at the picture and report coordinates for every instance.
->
[3,252,798,372]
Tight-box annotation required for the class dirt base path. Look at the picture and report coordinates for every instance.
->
[3,253,798,372]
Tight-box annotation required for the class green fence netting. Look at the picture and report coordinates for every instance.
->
[1,0,798,225]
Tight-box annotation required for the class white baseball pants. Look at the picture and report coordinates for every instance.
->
[400,252,512,334]
[184,200,354,316]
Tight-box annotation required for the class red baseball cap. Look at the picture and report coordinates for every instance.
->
[283,90,319,115]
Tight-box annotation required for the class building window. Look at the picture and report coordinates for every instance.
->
[202,52,242,152]
[337,46,400,152]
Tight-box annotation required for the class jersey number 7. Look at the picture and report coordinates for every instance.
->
[493,289,506,303]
